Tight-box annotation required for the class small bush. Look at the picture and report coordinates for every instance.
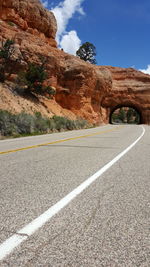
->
[52,116,68,131]
[0,39,15,82]
[0,110,91,137]
[0,110,17,136]
[7,21,15,27]
[0,39,14,60]
[34,112,49,133]
[74,119,88,129]
[18,62,56,97]
[44,86,56,95]
[25,63,47,91]
[14,113,35,134]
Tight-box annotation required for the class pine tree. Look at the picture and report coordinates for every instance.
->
[76,42,97,64]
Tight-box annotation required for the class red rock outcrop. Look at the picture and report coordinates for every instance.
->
[0,0,57,47]
[0,0,150,124]
[0,0,112,124]
[101,67,150,124]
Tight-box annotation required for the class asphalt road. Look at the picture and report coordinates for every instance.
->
[0,124,149,266]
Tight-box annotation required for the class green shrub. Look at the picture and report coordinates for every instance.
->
[74,119,89,129]
[52,116,89,131]
[0,110,91,137]
[34,112,49,133]
[14,113,35,134]
[65,119,76,130]
[0,39,14,60]
[44,86,56,96]
[7,21,15,27]
[0,39,15,82]
[52,116,67,131]
[0,110,17,136]
[52,116,76,131]
[18,62,56,97]
[25,63,47,92]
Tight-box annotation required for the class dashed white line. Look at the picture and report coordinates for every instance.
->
[0,126,145,260]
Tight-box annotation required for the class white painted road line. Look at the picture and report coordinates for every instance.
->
[0,126,145,261]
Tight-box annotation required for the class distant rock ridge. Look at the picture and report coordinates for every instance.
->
[0,0,150,124]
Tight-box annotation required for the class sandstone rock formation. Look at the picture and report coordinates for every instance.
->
[102,67,150,124]
[0,0,150,124]
[0,0,57,46]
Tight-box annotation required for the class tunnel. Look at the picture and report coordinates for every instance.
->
[109,105,142,124]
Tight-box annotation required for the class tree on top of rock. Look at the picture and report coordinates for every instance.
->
[76,42,97,64]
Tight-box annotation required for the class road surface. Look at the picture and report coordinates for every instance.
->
[0,124,149,266]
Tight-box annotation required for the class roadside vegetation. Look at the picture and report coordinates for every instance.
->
[0,110,91,137]
[0,40,93,138]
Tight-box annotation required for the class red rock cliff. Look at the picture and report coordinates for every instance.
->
[102,66,150,124]
[0,0,57,46]
[0,0,150,124]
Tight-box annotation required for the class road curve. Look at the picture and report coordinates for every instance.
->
[0,124,149,266]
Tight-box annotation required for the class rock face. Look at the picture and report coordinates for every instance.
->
[0,0,57,46]
[0,0,150,124]
[102,67,150,124]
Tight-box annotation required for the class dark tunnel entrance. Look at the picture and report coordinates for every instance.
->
[109,106,142,124]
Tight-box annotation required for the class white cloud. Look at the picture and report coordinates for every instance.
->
[60,30,81,55]
[41,0,49,8]
[51,0,85,55]
[140,65,150,75]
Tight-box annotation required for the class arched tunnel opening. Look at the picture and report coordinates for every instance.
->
[109,106,142,124]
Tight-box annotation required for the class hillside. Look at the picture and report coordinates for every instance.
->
[0,0,150,125]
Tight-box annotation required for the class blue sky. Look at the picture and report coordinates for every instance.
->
[40,0,150,74]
